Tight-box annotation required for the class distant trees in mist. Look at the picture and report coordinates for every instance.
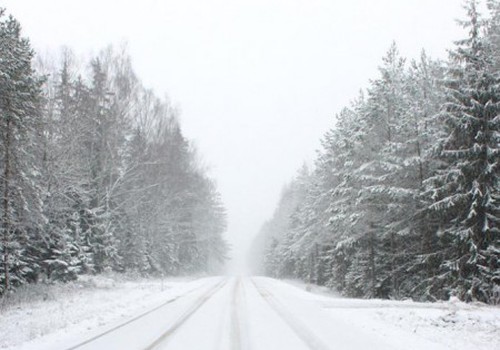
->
[0,9,228,294]
[254,0,499,304]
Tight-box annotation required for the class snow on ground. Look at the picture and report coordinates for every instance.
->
[0,274,205,350]
[1,275,498,349]
[277,278,500,350]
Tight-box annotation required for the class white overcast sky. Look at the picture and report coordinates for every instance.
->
[5,0,469,272]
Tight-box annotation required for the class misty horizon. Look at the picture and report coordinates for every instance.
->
[5,0,469,273]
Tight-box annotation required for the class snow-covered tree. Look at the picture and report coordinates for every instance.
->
[0,8,229,293]
[0,9,44,292]
[426,0,500,303]
[257,2,499,304]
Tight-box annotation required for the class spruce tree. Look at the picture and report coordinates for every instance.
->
[0,9,44,292]
[427,0,500,303]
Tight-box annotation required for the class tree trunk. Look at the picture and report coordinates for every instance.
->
[2,116,12,292]
[369,229,376,297]
[390,231,396,297]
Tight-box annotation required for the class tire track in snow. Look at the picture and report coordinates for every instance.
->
[230,278,242,350]
[65,279,219,350]
[251,278,331,350]
[230,277,250,350]
[211,278,232,350]
[144,278,229,350]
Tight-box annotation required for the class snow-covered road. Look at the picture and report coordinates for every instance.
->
[10,276,499,350]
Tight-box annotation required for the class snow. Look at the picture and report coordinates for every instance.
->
[274,278,500,350]
[1,276,498,349]
[0,274,211,350]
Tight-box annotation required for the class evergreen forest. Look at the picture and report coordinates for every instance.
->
[0,8,228,294]
[254,1,500,304]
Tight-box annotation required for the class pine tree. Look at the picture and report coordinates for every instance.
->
[395,52,448,300]
[0,9,44,292]
[323,103,369,294]
[427,0,500,303]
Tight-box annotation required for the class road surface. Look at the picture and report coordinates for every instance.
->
[46,276,452,350]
